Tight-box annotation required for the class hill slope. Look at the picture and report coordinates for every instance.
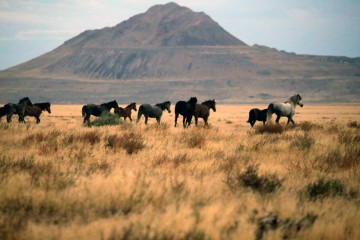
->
[0,2,359,103]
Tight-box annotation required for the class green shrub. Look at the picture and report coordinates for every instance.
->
[91,112,120,126]
[305,178,344,200]
[226,165,282,194]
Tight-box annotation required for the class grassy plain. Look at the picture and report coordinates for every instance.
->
[0,104,359,240]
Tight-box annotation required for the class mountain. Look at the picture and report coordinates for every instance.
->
[0,2,359,104]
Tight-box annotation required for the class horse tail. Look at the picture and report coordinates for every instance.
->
[247,109,252,123]
[266,104,273,122]
[82,105,87,117]
[137,105,144,122]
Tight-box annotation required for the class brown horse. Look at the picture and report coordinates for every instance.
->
[193,99,216,127]
[23,105,43,123]
[114,102,137,122]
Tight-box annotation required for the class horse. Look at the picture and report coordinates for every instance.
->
[174,97,197,128]
[137,101,171,125]
[0,105,10,122]
[23,105,43,124]
[20,102,51,124]
[266,94,304,125]
[114,102,137,122]
[193,99,216,127]
[82,100,119,125]
[247,108,267,127]
[4,97,33,123]
[34,102,51,114]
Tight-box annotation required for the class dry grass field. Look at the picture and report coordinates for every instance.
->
[0,104,359,240]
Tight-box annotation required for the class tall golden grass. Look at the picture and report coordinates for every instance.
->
[0,104,359,240]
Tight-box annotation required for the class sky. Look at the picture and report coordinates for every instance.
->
[0,0,360,70]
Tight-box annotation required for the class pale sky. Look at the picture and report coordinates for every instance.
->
[0,0,359,70]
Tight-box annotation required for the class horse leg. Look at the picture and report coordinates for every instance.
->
[174,113,179,127]
[182,116,186,128]
[251,120,255,127]
[6,114,12,123]
[287,117,295,126]
[36,115,40,124]
[156,117,161,124]
[84,114,91,125]
[275,115,281,124]
[204,117,209,127]
[195,116,198,126]
[145,116,148,125]
[185,115,192,127]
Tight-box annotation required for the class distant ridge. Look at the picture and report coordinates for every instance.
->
[64,2,246,48]
[0,2,359,103]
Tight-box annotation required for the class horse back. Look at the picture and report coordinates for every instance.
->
[195,104,209,118]
[175,101,187,115]
[24,105,42,117]
[139,104,161,118]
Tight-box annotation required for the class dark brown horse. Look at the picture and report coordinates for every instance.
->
[4,97,33,123]
[21,102,51,124]
[82,100,119,125]
[114,102,137,122]
[23,105,43,124]
[194,99,216,127]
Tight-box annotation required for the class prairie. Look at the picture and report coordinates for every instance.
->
[0,104,359,240]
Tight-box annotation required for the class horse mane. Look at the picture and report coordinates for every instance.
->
[34,102,50,108]
[126,102,135,108]
[101,100,118,110]
[288,94,301,105]
[19,97,31,103]
[155,101,170,110]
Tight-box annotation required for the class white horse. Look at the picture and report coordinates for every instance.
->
[266,94,304,125]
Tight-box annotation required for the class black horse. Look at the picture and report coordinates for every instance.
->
[0,105,11,122]
[137,101,171,125]
[247,108,267,127]
[174,97,197,128]
[34,102,51,114]
[4,97,33,123]
[194,99,216,127]
[82,100,119,125]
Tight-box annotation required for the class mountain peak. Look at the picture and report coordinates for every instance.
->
[64,2,246,48]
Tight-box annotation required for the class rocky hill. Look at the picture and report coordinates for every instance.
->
[0,2,359,104]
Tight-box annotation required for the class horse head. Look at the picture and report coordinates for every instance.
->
[130,102,137,111]
[289,94,303,107]
[46,104,52,113]
[211,99,217,112]
[105,100,119,110]
[296,94,304,107]
[164,101,171,113]
[188,97,197,104]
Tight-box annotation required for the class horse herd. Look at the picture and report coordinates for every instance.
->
[0,97,51,124]
[0,94,304,127]
[81,98,216,127]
